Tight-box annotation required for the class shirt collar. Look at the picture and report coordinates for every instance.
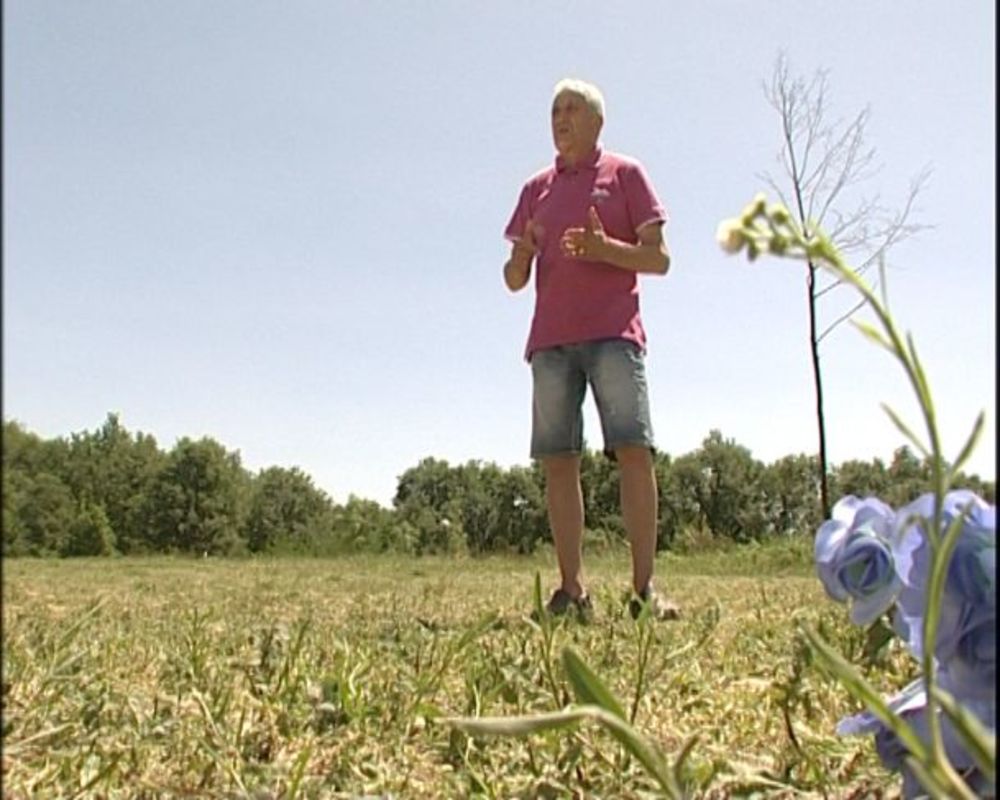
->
[555,144,603,174]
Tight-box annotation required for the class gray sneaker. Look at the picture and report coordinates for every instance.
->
[629,586,681,621]
[542,588,593,619]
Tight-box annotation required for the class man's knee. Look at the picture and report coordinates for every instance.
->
[613,445,654,472]
[542,454,581,480]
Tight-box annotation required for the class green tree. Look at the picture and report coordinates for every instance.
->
[14,472,76,556]
[3,467,30,556]
[393,457,466,554]
[492,465,547,554]
[694,430,770,542]
[579,449,624,543]
[329,495,400,554]
[448,461,498,554]
[245,466,333,552]
[63,502,117,557]
[760,453,823,535]
[3,419,70,476]
[951,470,995,504]
[883,446,932,506]
[830,457,890,500]
[660,450,711,542]
[61,413,165,553]
[657,452,707,548]
[140,437,249,555]
[3,421,74,555]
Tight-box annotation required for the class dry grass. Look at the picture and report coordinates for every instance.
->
[2,547,915,798]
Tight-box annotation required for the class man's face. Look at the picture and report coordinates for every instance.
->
[551,91,602,158]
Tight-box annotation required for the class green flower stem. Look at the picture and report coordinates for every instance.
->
[797,228,971,796]
[723,201,987,796]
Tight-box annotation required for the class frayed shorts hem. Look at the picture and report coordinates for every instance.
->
[529,338,655,459]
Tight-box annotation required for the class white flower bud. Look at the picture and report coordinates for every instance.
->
[716,219,745,254]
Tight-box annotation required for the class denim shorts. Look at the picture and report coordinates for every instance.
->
[529,338,655,459]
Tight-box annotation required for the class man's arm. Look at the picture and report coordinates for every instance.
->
[562,208,670,275]
[503,220,538,292]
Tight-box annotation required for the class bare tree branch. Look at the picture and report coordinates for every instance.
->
[817,295,869,344]
[760,53,931,519]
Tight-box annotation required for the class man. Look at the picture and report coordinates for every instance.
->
[503,78,679,621]
[503,79,679,619]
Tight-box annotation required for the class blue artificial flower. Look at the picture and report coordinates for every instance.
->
[891,491,996,698]
[837,672,996,799]
[815,495,901,624]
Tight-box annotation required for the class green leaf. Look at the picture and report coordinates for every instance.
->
[904,754,957,798]
[905,332,936,415]
[531,571,548,633]
[286,745,312,800]
[672,733,701,788]
[930,684,996,784]
[443,708,591,737]
[585,708,682,798]
[949,412,985,477]
[454,612,500,652]
[562,646,627,720]
[561,648,685,797]
[851,319,893,352]
[861,616,896,665]
[800,624,930,762]
[443,704,683,799]
[879,403,930,458]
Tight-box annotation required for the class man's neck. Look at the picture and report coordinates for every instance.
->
[559,142,598,168]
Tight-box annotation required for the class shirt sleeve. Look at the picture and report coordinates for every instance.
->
[622,161,667,234]
[503,182,532,243]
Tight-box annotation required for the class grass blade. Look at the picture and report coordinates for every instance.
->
[444,704,683,800]
[286,744,312,800]
[562,646,627,721]
[799,624,929,762]
[443,707,594,736]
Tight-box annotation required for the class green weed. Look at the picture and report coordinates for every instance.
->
[2,546,897,798]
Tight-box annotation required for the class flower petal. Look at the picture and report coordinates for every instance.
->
[849,580,901,625]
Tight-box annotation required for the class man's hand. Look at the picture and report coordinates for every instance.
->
[562,209,670,274]
[512,219,540,264]
[504,219,540,292]
[560,207,608,261]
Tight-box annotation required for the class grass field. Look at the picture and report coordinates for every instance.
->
[2,541,917,798]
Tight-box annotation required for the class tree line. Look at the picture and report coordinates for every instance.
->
[2,414,994,558]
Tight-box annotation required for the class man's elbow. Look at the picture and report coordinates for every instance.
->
[650,246,670,275]
[504,264,529,292]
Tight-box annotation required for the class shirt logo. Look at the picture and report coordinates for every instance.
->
[590,187,611,203]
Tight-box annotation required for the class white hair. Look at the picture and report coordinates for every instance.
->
[552,78,605,119]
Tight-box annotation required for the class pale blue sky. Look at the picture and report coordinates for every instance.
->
[5,1,995,506]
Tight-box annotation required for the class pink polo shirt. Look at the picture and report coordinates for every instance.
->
[504,146,667,360]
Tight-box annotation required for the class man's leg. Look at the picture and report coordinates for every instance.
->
[618,445,679,619]
[530,346,588,603]
[616,445,658,595]
[587,339,665,599]
[543,454,586,598]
